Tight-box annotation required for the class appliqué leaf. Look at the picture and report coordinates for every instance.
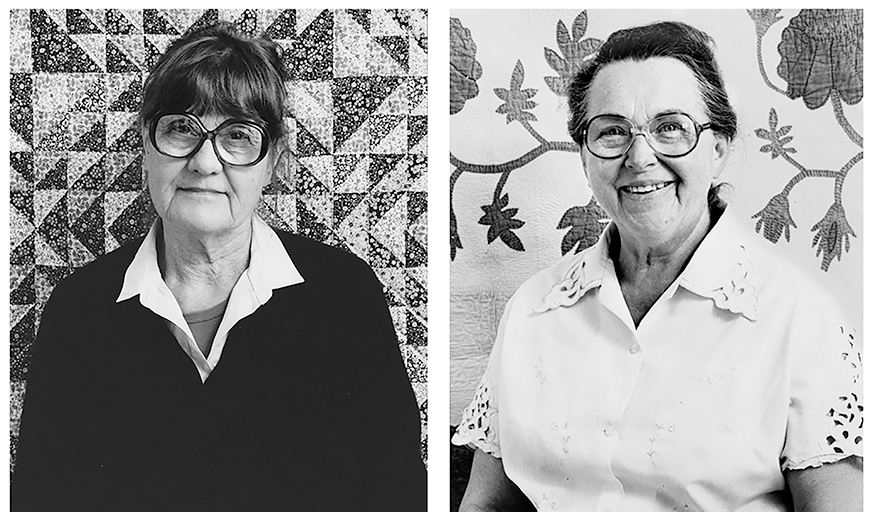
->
[450,206,463,261]
[556,198,609,255]
[544,11,602,96]
[494,60,538,124]
[755,107,797,159]
[478,193,526,252]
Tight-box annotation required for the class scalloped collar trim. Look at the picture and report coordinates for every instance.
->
[534,209,759,321]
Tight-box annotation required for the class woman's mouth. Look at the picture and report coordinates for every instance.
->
[622,182,673,195]
[180,187,222,194]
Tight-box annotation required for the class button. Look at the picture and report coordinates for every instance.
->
[629,344,640,354]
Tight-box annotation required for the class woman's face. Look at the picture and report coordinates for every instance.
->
[144,113,274,239]
[581,57,729,251]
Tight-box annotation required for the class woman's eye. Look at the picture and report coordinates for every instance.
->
[223,126,261,145]
[164,121,197,136]
[227,130,253,141]
[599,126,627,137]
[657,123,683,133]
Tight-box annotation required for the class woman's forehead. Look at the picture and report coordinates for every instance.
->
[181,106,261,124]
[586,57,706,122]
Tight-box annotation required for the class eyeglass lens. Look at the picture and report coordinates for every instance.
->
[585,113,699,158]
[153,114,265,166]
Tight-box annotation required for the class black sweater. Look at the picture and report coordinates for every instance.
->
[11,231,426,511]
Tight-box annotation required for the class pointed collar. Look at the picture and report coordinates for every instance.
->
[533,223,613,314]
[534,208,758,321]
[117,215,304,304]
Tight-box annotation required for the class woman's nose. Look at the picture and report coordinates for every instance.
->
[188,138,223,175]
[624,133,657,172]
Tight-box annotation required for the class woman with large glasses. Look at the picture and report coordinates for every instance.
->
[453,21,861,512]
[11,22,425,512]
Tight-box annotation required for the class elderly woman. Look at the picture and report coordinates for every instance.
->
[12,23,425,511]
[453,21,861,512]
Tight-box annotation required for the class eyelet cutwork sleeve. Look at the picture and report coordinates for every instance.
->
[452,294,519,459]
[822,328,863,458]
[782,324,863,470]
[452,372,501,457]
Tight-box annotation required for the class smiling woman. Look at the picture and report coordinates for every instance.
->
[452,19,861,512]
[579,58,729,300]
[11,21,426,511]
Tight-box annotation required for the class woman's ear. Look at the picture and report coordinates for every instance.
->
[264,142,296,192]
[712,134,731,179]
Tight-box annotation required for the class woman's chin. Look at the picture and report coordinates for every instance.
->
[163,212,238,239]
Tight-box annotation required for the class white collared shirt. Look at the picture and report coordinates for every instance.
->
[117,215,304,382]
[453,209,862,512]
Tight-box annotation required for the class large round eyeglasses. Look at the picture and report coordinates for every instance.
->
[149,112,270,167]
[581,112,717,159]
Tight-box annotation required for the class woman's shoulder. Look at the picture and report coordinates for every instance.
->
[271,229,376,281]
[713,210,847,320]
[49,238,144,304]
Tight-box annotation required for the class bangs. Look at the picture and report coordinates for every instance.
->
[141,28,287,142]
[163,53,271,122]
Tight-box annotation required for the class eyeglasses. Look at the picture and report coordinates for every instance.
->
[149,112,270,167]
[581,112,716,159]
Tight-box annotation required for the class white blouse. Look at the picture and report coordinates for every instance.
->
[453,209,862,512]
[117,215,305,382]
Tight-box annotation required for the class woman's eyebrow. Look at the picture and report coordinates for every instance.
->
[653,108,689,117]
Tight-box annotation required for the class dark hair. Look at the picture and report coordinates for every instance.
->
[567,21,737,144]
[140,22,289,145]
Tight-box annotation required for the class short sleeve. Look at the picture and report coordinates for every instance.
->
[782,317,863,470]
[451,295,516,458]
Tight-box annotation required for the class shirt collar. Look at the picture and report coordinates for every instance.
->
[247,214,305,302]
[117,215,304,304]
[534,208,758,321]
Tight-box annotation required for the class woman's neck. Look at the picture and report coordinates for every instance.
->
[612,207,716,326]
[158,220,253,313]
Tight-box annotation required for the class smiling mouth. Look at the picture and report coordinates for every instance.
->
[622,182,673,194]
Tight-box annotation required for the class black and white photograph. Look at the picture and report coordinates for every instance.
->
[3,6,865,512]
[449,9,862,512]
[7,8,428,511]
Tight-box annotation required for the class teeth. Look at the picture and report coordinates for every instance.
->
[626,182,669,194]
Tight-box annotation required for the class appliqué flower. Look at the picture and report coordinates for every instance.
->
[752,192,797,243]
[747,9,784,38]
[810,202,855,271]
[776,9,863,109]
[534,260,587,314]
[450,17,483,115]
[711,249,758,321]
